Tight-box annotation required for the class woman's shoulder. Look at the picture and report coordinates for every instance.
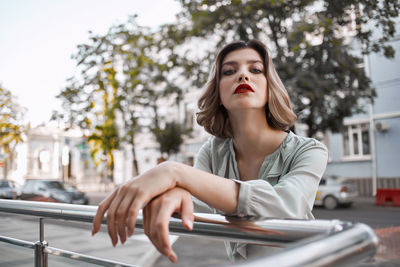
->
[284,131,328,155]
[199,135,232,156]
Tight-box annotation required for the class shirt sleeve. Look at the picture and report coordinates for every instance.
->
[233,142,328,219]
[192,139,216,213]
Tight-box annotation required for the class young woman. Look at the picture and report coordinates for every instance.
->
[92,39,328,263]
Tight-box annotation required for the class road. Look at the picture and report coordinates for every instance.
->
[313,197,400,229]
[0,212,162,267]
[155,197,400,267]
[0,195,399,266]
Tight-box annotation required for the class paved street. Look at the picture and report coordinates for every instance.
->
[313,197,400,229]
[0,194,399,266]
[0,212,163,267]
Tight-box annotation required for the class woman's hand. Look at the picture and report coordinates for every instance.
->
[91,160,239,253]
[143,187,194,263]
[91,162,178,246]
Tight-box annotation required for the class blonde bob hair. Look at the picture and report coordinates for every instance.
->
[196,39,297,138]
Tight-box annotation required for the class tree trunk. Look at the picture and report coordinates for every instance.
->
[306,105,316,138]
[2,160,6,179]
[131,144,139,176]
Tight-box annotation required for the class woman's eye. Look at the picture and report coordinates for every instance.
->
[222,69,235,75]
[251,68,262,74]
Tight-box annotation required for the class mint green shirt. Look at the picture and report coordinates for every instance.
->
[193,131,328,220]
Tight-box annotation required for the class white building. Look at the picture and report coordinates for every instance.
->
[8,125,130,190]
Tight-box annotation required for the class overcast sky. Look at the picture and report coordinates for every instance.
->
[0,0,181,126]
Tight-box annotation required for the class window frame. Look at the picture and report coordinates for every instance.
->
[342,121,372,161]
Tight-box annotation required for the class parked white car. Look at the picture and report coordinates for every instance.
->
[314,176,358,209]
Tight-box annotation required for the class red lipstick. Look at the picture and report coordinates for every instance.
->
[234,84,254,94]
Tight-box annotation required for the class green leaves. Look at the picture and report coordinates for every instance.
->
[152,122,191,157]
[0,86,25,178]
[172,0,398,137]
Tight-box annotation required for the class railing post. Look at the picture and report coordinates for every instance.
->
[34,218,48,267]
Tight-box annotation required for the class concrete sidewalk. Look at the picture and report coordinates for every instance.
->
[0,213,164,267]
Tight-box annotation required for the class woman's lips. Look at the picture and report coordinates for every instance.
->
[234,84,254,94]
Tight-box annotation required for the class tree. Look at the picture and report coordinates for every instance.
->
[166,0,399,137]
[0,86,25,179]
[87,63,121,182]
[57,16,185,175]
[56,17,145,177]
[152,121,190,158]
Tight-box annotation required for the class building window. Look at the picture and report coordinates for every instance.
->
[342,123,371,160]
[38,149,51,172]
[184,109,194,129]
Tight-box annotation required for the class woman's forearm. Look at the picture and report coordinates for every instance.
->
[164,161,240,214]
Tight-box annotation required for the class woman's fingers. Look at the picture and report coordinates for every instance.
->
[141,188,194,263]
[116,193,135,244]
[150,198,178,262]
[146,200,174,261]
[144,201,164,254]
[102,183,146,245]
[92,190,117,236]
[180,194,194,231]
[107,193,125,246]
[93,163,179,246]
[126,190,148,236]
[143,205,150,237]
[116,184,146,244]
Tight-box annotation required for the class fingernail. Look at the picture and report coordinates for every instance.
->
[127,228,133,237]
[168,255,176,263]
[187,220,193,230]
[184,218,193,230]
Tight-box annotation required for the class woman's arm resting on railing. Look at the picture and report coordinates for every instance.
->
[91,143,327,262]
[91,161,240,246]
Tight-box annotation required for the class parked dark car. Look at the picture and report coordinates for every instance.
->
[0,180,19,200]
[20,179,89,205]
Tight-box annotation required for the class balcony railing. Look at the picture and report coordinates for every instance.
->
[0,199,379,266]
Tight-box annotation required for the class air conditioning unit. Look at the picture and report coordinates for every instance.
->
[375,121,390,132]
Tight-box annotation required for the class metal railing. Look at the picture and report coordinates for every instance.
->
[0,199,379,266]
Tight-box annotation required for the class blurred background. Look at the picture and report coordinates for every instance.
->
[1,0,399,197]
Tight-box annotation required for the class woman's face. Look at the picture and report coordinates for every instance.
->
[219,48,268,112]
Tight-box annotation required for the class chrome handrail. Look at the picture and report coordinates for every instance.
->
[0,233,138,267]
[238,223,378,267]
[0,199,378,266]
[0,235,35,249]
[0,199,342,244]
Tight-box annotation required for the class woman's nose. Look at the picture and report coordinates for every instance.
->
[238,73,249,82]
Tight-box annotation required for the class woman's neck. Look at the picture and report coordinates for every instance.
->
[228,109,287,161]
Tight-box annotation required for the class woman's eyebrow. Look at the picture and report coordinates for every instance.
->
[222,60,263,66]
